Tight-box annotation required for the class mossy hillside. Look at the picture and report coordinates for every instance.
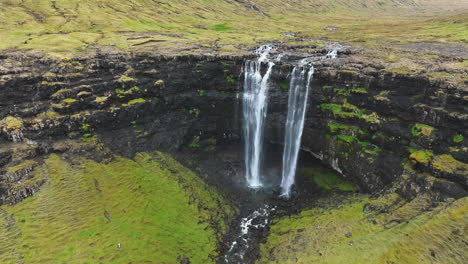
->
[0,152,235,264]
[259,194,468,264]
[0,0,466,57]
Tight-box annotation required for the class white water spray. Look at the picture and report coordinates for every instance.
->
[242,46,275,188]
[280,66,315,197]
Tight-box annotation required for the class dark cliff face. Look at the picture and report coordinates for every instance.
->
[266,61,467,201]
[0,52,466,205]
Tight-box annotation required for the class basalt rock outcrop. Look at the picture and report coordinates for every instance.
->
[0,49,466,206]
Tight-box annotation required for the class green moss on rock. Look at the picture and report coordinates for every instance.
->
[453,134,463,143]
[411,123,434,137]
[122,98,146,106]
[299,167,357,192]
[432,154,468,174]
[409,150,434,164]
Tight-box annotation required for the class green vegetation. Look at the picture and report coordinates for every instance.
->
[154,80,164,87]
[432,154,468,174]
[81,123,90,132]
[211,24,231,31]
[122,98,146,106]
[0,152,235,263]
[299,167,357,192]
[188,108,200,117]
[197,89,205,96]
[278,81,289,91]
[259,195,468,264]
[226,74,236,83]
[51,89,72,100]
[453,134,464,143]
[350,87,367,94]
[334,88,350,96]
[411,123,434,137]
[319,101,380,124]
[0,0,466,58]
[95,96,109,105]
[116,86,141,98]
[337,134,356,144]
[0,116,24,133]
[117,75,136,83]
[189,143,201,148]
[409,150,433,164]
[327,122,353,133]
[63,98,77,104]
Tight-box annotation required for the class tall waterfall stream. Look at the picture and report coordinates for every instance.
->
[223,47,339,263]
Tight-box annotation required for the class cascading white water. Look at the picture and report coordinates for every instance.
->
[280,65,315,197]
[242,46,274,188]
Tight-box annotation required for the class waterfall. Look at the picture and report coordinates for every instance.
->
[242,46,274,188]
[280,65,314,197]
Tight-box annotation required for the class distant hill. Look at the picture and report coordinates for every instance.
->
[0,0,466,56]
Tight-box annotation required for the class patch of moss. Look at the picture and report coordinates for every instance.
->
[299,167,357,192]
[116,86,141,98]
[0,152,235,263]
[63,98,77,104]
[350,87,367,94]
[117,75,136,83]
[0,116,23,133]
[411,123,434,137]
[337,134,355,144]
[226,74,236,83]
[432,154,468,174]
[51,89,72,100]
[212,23,231,31]
[409,150,433,164]
[122,98,146,106]
[334,88,350,96]
[374,90,390,101]
[95,96,109,105]
[453,134,463,143]
[154,80,164,87]
[278,81,289,91]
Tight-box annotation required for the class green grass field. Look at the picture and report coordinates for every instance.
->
[0,152,235,264]
[0,0,466,57]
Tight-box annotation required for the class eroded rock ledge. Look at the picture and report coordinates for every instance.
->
[0,51,466,205]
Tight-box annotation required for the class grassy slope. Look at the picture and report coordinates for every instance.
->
[0,152,235,264]
[0,0,466,57]
[259,194,468,264]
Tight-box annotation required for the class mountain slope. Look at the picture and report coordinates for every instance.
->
[0,0,466,56]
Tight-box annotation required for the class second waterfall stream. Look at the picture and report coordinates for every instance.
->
[280,65,314,197]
